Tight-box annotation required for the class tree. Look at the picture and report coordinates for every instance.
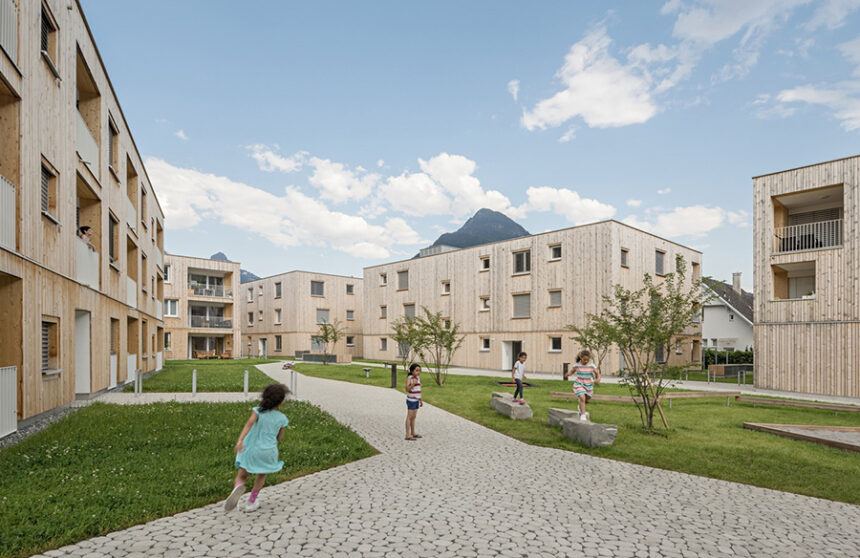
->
[414,307,464,386]
[566,320,614,372]
[577,256,707,429]
[316,318,344,366]
[390,316,425,372]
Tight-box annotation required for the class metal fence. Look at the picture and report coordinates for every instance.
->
[774,219,843,253]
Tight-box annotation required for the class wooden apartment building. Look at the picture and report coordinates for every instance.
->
[362,220,702,374]
[162,254,241,360]
[0,0,166,435]
[753,155,859,398]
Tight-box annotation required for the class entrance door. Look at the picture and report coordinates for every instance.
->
[258,338,267,358]
[74,310,91,394]
[501,340,524,371]
[511,340,523,369]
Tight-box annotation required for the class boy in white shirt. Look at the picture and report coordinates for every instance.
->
[511,352,527,405]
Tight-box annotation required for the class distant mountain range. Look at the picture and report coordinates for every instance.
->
[418,208,530,256]
[210,252,261,284]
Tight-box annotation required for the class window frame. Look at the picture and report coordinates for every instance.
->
[275,335,283,352]
[397,270,409,291]
[548,289,562,308]
[441,280,451,295]
[550,336,562,352]
[41,316,61,375]
[512,292,531,319]
[655,250,666,276]
[479,296,490,312]
[274,282,282,299]
[316,308,330,324]
[549,244,562,261]
[513,250,531,275]
[380,305,387,319]
[480,337,490,351]
[310,280,325,297]
[275,308,282,324]
[480,256,490,271]
[346,336,355,347]
[380,337,388,351]
[346,310,355,321]
[164,299,179,317]
[40,160,59,222]
[621,248,629,268]
[346,283,355,295]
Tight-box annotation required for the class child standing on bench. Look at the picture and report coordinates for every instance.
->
[565,350,601,421]
[511,352,528,405]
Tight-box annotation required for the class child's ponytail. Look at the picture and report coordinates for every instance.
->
[259,383,288,411]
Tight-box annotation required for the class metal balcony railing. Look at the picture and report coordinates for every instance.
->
[190,316,232,329]
[76,237,99,289]
[773,219,843,253]
[188,284,231,298]
[75,111,99,170]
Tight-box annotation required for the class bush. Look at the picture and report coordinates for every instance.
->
[704,348,753,366]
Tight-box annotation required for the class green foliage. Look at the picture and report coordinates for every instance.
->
[389,316,425,372]
[0,401,376,558]
[414,307,464,386]
[317,318,345,365]
[704,348,754,365]
[124,360,278,392]
[566,319,614,369]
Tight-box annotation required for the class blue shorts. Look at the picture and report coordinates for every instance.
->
[406,399,420,410]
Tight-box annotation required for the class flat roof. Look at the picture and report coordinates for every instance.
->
[243,269,362,283]
[752,153,860,179]
[364,219,702,271]
[165,253,241,265]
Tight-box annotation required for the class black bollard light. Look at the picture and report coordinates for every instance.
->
[563,362,569,381]
[390,363,397,388]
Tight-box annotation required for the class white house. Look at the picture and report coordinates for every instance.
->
[702,273,754,351]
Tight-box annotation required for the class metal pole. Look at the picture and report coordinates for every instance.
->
[290,369,297,397]
[562,363,569,381]
[192,368,197,395]
[243,370,249,397]
[390,363,397,388]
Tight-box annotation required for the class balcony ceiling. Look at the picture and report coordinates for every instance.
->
[775,185,843,209]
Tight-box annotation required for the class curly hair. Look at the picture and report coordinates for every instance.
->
[408,363,420,376]
[258,383,287,411]
[576,349,591,363]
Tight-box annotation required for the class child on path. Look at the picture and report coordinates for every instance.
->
[224,383,289,512]
[511,352,527,405]
[405,363,423,441]
[565,350,601,421]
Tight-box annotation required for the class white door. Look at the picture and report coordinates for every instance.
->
[258,338,267,358]
[74,310,91,394]
[501,341,511,371]
[109,354,118,388]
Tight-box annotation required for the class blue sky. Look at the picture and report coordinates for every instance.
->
[84,1,860,289]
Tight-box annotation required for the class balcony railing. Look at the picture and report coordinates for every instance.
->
[126,277,137,307]
[0,174,14,251]
[0,0,18,64]
[126,196,136,232]
[188,284,231,298]
[76,237,99,289]
[774,219,843,254]
[190,316,232,329]
[75,111,99,171]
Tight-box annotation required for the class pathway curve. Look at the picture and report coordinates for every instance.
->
[35,363,860,558]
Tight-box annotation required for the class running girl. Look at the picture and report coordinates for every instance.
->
[565,350,601,421]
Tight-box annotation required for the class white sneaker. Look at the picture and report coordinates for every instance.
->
[580,412,589,422]
[243,499,261,512]
[224,484,246,512]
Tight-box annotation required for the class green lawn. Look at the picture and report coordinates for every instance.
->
[295,363,860,504]
[0,401,376,558]
[352,357,449,369]
[124,359,279,392]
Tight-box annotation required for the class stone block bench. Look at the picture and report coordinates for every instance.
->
[490,392,533,420]
[547,407,582,426]
[548,407,617,448]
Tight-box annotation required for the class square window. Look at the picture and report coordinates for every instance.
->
[346,284,354,295]
[550,245,562,260]
[549,290,562,308]
[311,280,324,297]
[346,336,355,347]
[550,337,562,352]
[380,273,388,286]
[404,304,415,319]
[316,309,330,324]
[346,310,355,321]
[480,296,490,311]
[621,248,629,268]
[512,293,531,318]
[481,338,490,351]
[442,281,451,294]
[480,256,490,270]
[513,250,531,274]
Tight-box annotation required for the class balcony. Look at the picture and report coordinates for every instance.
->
[0,0,18,64]
[126,277,137,307]
[190,316,232,329]
[773,219,843,254]
[76,237,99,289]
[0,174,14,251]
[189,284,231,298]
[75,111,99,171]
[126,196,136,232]
[154,246,163,269]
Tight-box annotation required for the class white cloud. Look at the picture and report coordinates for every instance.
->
[558,127,577,143]
[145,157,421,259]
[174,130,189,141]
[379,172,451,216]
[507,79,520,101]
[521,26,658,130]
[307,157,378,203]
[777,83,860,130]
[417,153,515,217]
[806,0,860,30]
[377,159,385,168]
[838,37,860,74]
[657,187,672,195]
[623,205,747,238]
[626,199,643,207]
[518,186,616,224]
[247,145,307,173]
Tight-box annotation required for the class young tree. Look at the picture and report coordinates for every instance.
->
[390,316,425,372]
[316,318,344,366]
[414,307,464,386]
[566,320,614,372]
[578,256,706,429]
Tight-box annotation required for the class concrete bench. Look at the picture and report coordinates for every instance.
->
[490,392,533,420]
[547,407,582,426]
[561,418,618,448]
[735,396,860,414]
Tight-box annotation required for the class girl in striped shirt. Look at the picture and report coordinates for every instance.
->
[405,363,423,441]
[565,350,601,422]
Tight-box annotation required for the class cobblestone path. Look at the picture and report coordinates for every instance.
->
[35,365,860,558]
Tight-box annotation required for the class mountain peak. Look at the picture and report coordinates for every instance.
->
[209,251,230,262]
[418,208,529,257]
[208,252,260,283]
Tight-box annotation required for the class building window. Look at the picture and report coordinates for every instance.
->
[655,250,666,276]
[110,318,119,355]
[258,310,263,321]
[380,305,387,319]
[164,332,171,350]
[513,250,531,274]
[258,284,263,295]
[676,255,684,273]
[311,336,324,352]
[346,283,354,295]
[41,318,59,373]
[692,261,701,282]
[772,261,816,300]
[316,309,330,324]
[108,214,119,264]
[40,163,57,219]
[675,339,683,354]
[164,299,178,317]
[346,310,355,321]
[481,338,490,351]
[550,337,562,352]
[443,319,451,329]
[275,308,282,324]
[247,288,254,302]
[404,304,415,319]
[40,6,58,67]
[379,272,387,286]
[729,313,734,321]
[480,296,490,311]
[621,248,629,268]
[346,336,355,347]
[274,282,282,298]
[163,264,171,283]
[397,270,409,290]
[380,337,388,351]
[512,293,531,318]
[311,280,325,297]
[549,290,562,308]
[655,344,666,363]
[549,244,562,260]
[108,119,119,171]
[247,312,254,326]
[480,256,490,271]
[275,335,282,352]
[442,280,451,295]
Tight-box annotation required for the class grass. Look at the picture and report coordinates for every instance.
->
[352,357,449,369]
[295,363,860,504]
[124,359,279,392]
[0,401,377,558]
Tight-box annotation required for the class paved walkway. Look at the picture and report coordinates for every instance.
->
[36,363,860,558]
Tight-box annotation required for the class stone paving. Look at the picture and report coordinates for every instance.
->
[34,363,860,558]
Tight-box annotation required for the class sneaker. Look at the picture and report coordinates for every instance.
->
[581,412,590,422]
[519,399,526,405]
[224,484,246,512]
[243,499,261,512]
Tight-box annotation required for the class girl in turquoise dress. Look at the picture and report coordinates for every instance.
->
[224,383,289,512]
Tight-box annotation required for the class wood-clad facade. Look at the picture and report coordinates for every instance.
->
[0,1,165,424]
[753,155,859,397]
[362,220,702,374]
[240,271,363,360]
[162,255,240,360]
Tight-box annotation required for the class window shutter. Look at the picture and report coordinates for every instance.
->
[404,304,415,319]
[549,291,561,307]
[316,309,330,324]
[513,294,531,318]
[41,166,49,213]
[398,271,409,290]
[311,281,324,296]
[41,322,50,370]
[40,9,50,52]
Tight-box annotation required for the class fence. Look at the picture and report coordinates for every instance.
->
[774,219,843,253]
[0,174,15,251]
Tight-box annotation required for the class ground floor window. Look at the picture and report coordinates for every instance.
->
[346,336,355,347]
[311,336,324,352]
[275,335,282,352]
